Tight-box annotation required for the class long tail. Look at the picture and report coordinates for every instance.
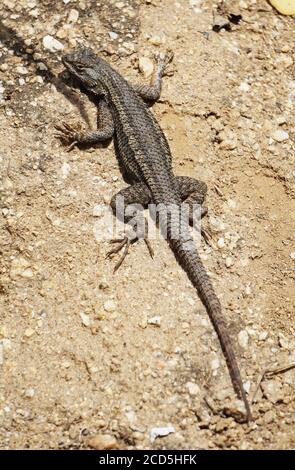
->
[169,235,252,422]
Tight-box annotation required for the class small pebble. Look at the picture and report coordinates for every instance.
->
[10,257,33,279]
[259,331,268,341]
[16,65,28,75]
[278,334,293,350]
[43,35,64,53]
[109,32,119,40]
[211,358,220,370]
[103,300,117,312]
[138,57,154,78]
[148,316,161,326]
[0,63,9,72]
[272,129,289,142]
[261,380,283,404]
[238,330,249,349]
[92,205,103,217]
[80,312,92,327]
[88,434,118,450]
[68,9,79,23]
[244,284,252,296]
[276,115,287,125]
[186,381,200,396]
[150,426,175,442]
[225,257,233,268]
[24,328,35,338]
[223,399,247,423]
[61,162,70,178]
[25,388,35,398]
[217,237,225,249]
[37,62,48,71]
[239,81,250,92]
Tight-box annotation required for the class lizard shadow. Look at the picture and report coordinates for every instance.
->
[0,19,91,127]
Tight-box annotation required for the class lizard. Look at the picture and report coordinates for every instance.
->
[55,47,252,422]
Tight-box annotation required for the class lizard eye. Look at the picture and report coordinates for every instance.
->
[75,64,85,71]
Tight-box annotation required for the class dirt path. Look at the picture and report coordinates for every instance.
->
[0,0,294,449]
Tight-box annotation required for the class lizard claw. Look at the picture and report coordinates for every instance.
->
[155,50,174,77]
[106,237,131,273]
[106,235,154,273]
[54,122,82,150]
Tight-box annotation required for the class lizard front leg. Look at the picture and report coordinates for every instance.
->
[132,50,174,104]
[107,183,153,272]
[55,98,114,149]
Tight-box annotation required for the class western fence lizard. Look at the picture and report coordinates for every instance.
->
[56,48,251,422]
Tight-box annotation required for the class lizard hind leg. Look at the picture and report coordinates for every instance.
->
[107,183,153,272]
[176,175,211,244]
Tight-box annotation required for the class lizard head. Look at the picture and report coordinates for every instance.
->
[62,48,107,91]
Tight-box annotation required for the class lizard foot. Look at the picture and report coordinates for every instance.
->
[155,50,174,77]
[54,122,82,150]
[106,235,154,273]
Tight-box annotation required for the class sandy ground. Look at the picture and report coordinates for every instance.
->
[0,0,295,450]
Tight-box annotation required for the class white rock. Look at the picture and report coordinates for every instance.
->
[37,62,48,71]
[138,57,154,78]
[276,115,287,125]
[148,316,161,326]
[80,311,92,327]
[1,339,12,350]
[225,257,233,268]
[209,216,226,233]
[25,388,35,398]
[272,129,289,142]
[211,358,220,370]
[238,330,249,349]
[10,257,33,280]
[61,162,70,178]
[150,426,175,442]
[289,251,295,259]
[218,130,237,150]
[68,9,79,23]
[109,31,118,40]
[239,81,250,92]
[244,284,252,296]
[217,237,225,249]
[92,205,103,217]
[186,381,200,396]
[259,331,268,341]
[243,380,251,394]
[16,65,28,75]
[261,380,283,404]
[20,268,34,279]
[43,35,64,53]
[103,300,117,312]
